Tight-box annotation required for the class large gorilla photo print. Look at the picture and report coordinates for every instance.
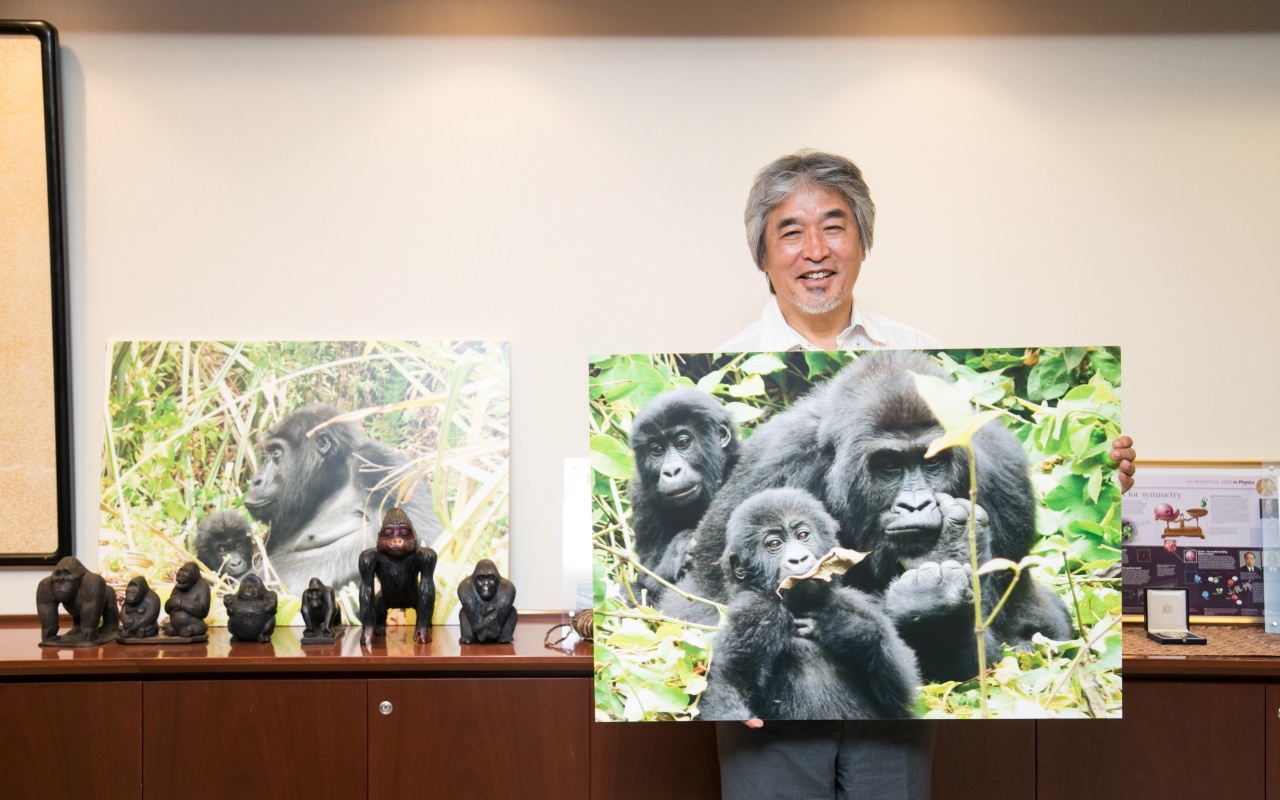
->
[590,347,1123,721]
[100,340,509,628]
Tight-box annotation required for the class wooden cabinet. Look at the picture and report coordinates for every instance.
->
[143,680,368,800]
[8,622,1280,799]
[1038,681,1267,800]
[0,681,142,800]
[368,678,589,799]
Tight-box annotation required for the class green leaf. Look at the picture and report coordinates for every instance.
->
[1063,347,1086,372]
[804,351,829,379]
[910,372,975,432]
[1028,356,1069,401]
[740,353,788,375]
[925,410,1003,457]
[724,402,766,425]
[590,435,634,480]
[727,373,766,398]
[1092,351,1121,384]
[695,370,725,393]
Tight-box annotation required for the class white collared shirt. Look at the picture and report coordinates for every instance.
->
[717,296,940,352]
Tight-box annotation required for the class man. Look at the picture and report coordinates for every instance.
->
[715,150,1137,800]
[1242,552,1261,574]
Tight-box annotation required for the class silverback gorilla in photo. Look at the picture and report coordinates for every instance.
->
[627,389,739,600]
[699,488,919,720]
[666,350,1073,683]
[244,404,440,593]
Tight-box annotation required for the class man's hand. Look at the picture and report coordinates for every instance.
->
[743,718,764,728]
[1111,436,1137,494]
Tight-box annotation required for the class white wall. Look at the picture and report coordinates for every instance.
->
[3,33,1278,613]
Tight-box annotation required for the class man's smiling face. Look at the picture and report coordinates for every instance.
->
[761,184,864,319]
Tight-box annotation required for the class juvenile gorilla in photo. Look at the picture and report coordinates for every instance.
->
[628,389,739,599]
[244,404,440,593]
[194,511,257,580]
[668,351,1072,683]
[699,488,919,720]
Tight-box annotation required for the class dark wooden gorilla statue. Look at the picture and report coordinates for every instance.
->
[223,574,278,643]
[358,507,438,645]
[194,511,257,580]
[36,557,119,646]
[243,404,440,593]
[627,388,739,599]
[119,576,162,640]
[699,488,919,721]
[300,578,342,642]
[666,350,1073,683]
[457,559,518,645]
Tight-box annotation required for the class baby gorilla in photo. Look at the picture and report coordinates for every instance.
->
[628,389,738,599]
[699,488,919,721]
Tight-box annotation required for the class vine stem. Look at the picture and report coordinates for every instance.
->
[965,444,989,718]
[595,541,728,614]
[603,609,720,631]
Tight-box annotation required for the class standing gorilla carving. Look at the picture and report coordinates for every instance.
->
[194,511,257,580]
[627,389,739,599]
[699,488,919,720]
[244,404,440,593]
[36,557,119,646]
[668,351,1072,683]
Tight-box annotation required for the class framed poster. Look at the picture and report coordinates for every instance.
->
[0,20,73,565]
[1121,463,1279,623]
[99,340,509,627]
[591,347,1123,720]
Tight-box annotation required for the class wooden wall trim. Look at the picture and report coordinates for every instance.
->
[1,0,1278,37]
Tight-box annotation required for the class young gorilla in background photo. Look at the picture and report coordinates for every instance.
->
[700,488,920,721]
[667,350,1073,683]
[627,388,739,601]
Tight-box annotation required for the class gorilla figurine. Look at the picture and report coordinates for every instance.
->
[457,560,518,645]
[300,577,342,644]
[223,574,278,643]
[36,557,119,647]
[163,561,211,641]
[358,507,438,644]
[118,576,162,642]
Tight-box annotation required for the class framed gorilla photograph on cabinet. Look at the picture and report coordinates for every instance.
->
[589,347,1123,721]
[99,340,509,628]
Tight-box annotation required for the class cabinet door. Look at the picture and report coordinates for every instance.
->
[0,681,141,800]
[368,677,589,800]
[1268,685,1280,800]
[143,680,367,800]
[932,720,1034,800]
[1038,681,1265,800]
[591,722,720,799]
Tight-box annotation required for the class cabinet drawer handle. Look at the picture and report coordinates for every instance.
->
[379,701,393,715]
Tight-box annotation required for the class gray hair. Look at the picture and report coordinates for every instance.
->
[744,150,876,274]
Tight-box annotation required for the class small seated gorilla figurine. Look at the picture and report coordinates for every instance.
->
[163,561,212,640]
[36,557,119,647]
[300,577,342,643]
[118,576,162,641]
[223,574,278,643]
[359,507,438,644]
[457,559,517,645]
[698,488,920,721]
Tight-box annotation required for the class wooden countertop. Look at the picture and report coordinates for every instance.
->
[0,613,593,679]
[7,617,1280,681]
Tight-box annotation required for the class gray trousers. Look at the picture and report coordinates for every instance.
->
[716,720,936,800]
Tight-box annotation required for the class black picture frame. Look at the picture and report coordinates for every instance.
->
[0,20,74,564]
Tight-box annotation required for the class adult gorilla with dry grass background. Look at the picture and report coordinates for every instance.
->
[665,350,1073,683]
[244,403,440,593]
